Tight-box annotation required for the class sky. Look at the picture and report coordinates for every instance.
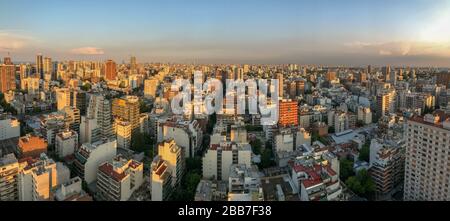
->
[1,0,450,66]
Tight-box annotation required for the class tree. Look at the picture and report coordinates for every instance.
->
[345,169,376,199]
[259,141,275,169]
[339,158,355,181]
[356,120,365,127]
[81,83,91,91]
[358,143,370,162]
[250,139,262,155]
[328,126,335,134]
[139,100,152,113]
[131,132,153,154]
[206,113,217,134]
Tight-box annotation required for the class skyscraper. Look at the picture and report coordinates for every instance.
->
[36,54,43,78]
[104,60,117,81]
[0,57,16,93]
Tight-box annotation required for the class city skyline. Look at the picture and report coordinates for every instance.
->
[2,0,450,66]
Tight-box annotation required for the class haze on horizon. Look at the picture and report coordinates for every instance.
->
[2,0,450,66]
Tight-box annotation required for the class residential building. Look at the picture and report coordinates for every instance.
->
[115,118,132,149]
[96,155,143,201]
[202,141,252,180]
[73,139,117,184]
[0,154,19,201]
[112,96,140,134]
[17,134,48,159]
[0,113,20,141]
[404,113,450,201]
[55,129,78,158]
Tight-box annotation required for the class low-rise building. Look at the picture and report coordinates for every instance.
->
[17,134,48,159]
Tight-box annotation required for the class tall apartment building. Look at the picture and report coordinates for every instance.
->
[158,118,202,158]
[96,155,143,201]
[369,139,404,197]
[0,154,19,201]
[18,154,70,201]
[112,96,140,134]
[357,106,373,125]
[104,59,117,81]
[43,57,52,81]
[404,113,450,201]
[55,88,71,111]
[36,54,43,78]
[0,58,16,93]
[202,141,252,180]
[83,94,114,141]
[151,139,184,201]
[55,129,78,158]
[73,139,117,184]
[144,77,159,99]
[278,99,299,127]
[115,118,132,149]
[376,90,395,119]
[151,159,173,201]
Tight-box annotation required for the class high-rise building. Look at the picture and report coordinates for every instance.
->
[382,66,391,82]
[18,154,70,201]
[202,141,252,180]
[130,56,137,71]
[86,94,114,140]
[115,118,132,149]
[73,139,117,184]
[277,73,284,98]
[278,99,298,127]
[104,60,117,81]
[151,139,184,201]
[404,114,450,201]
[376,91,395,119]
[55,129,78,158]
[144,77,159,99]
[0,58,16,93]
[43,57,52,81]
[36,54,43,78]
[55,88,71,111]
[326,71,337,82]
[0,154,19,201]
[112,96,140,134]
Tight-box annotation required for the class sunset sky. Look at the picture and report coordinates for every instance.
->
[1,0,450,66]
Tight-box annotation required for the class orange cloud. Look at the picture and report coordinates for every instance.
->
[70,47,105,55]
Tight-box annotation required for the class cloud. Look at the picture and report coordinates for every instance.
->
[344,41,450,57]
[70,47,105,55]
[0,31,33,51]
